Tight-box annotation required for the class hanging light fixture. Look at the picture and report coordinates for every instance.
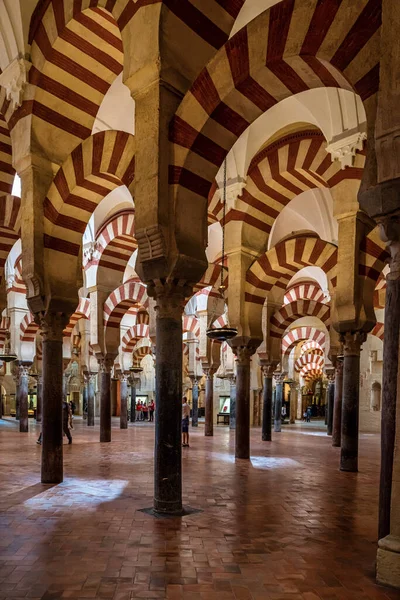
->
[0,331,17,363]
[207,158,237,343]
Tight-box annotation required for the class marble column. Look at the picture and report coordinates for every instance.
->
[261,365,274,441]
[111,377,118,416]
[190,377,199,427]
[274,372,285,433]
[229,374,236,430]
[120,372,128,429]
[87,373,95,426]
[332,359,343,446]
[40,313,68,484]
[36,374,43,423]
[204,369,215,437]
[17,364,30,433]
[129,376,136,422]
[99,359,112,443]
[326,370,335,436]
[82,383,88,419]
[289,382,297,424]
[233,346,255,460]
[153,283,187,515]
[340,331,366,472]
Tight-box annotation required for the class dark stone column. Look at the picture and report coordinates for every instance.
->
[153,283,186,515]
[332,359,343,447]
[326,371,335,436]
[40,313,69,484]
[204,369,214,437]
[379,274,400,539]
[17,364,30,433]
[129,377,136,422]
[232,346,255,460]
[87,373,95,426]
[289,382,297,424]
[340,331,366,473]
[120,373,128,429]
[229,374,236,430]
[191,377,198,427]
[99,359,112,443]
[261,365,274,441]
[274,372,285,433]
[82,383,87,419]
[36,374,43,423]
[111,377,118,416]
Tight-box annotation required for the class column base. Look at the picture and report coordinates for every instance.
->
[262,434,271,441]
[340,455,358,472]
[153,498,183,516]
[377,535,400,589]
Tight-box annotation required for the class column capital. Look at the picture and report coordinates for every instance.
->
[203,367,216,380]
[234,345,256,366]
[38,312,70,342]
[261,364,276,378]
[377,212,400,280]
[148,281,191,320]
[325,368,336,383]
[340,331,366,356]
[14,363,31,384]
[274,371,286,384]
[119,372,129,383]
[98,357,114,374]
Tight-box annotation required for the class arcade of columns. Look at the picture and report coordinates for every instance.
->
[0,0,399,589]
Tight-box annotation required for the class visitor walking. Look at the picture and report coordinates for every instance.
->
[63,399,72,444]
[182,397,190,447]
[149,400,155,422]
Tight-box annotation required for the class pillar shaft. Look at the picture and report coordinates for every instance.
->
[40,314,67,484]
[17,365,30,433]
[327,379,335,436]
[36,374,43,423]
[229,376,236,430]
[111,377,118,416]
[289,384,296,424]
[87,375,95,426]
[99,361,112,443]
[261,367,273,441]
[332,361,343,447]
[379,277,400,539]
[191,379,198,427]
[130,380,136,422]
[153,284,185,515]
[204,371,214,437]
[120,375,128,430]
[235,350,251,459]
[82,384,87,418]
[274,375,285,433]
[15,383,20,420]
[340,332,365,472]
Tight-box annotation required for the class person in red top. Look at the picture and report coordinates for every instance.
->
[142,402,149,421]
[149,400,155,422]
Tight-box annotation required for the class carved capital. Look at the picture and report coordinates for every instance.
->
[325,368,336,383]
[149,281,191,320]
[39,312,70,342]
[326,131,366,169]
[98,358,113,374]
[377,213,400,280]
[0,58,30,111]
[203,367,216,380]
[135,226,166,262]
[14,363,31,385]
[234,345,255,366]
[274,371,286,385]
[340,331,366,356]
[261,364,276,378]
[119,371,129,383]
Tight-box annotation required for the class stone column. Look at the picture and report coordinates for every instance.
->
[87,373,95,426]
[204,368,215,437]
[120,372,128,430]
[190,376,199,427]
[16,364,31,433]
[152,282,187,515]
[332,359,343,447]
[62,370,71,402]
[229,374,236,430]
[340,331,366,472]
[129,376,136,422]
[0,375,3,418]
[40,313,68,484]
[13,369,20,421]
[326,370,335,436]
[289,382,297,424]
[111,377,118,416]
[99,358,112,443]
[274,372,285,433]
[82,382,87,419]
[261,365,274,441]
[233,346,255,460]
[36,374,43,423]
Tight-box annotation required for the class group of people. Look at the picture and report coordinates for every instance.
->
[135,400,155,422]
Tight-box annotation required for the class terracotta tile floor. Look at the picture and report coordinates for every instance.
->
[0,417,398,600]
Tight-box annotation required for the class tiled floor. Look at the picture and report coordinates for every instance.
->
[0,417,398,600]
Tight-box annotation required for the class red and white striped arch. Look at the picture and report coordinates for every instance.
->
[121,324,150,353]
[246,236,337,307]
[171,0,380,209]
[270,300,330,339]
[44,130,135,257]
[104,281,148,330]
[63,297,91,337]
[132,344,152,367]
[90,210,137,277]
[359,226,389,295]
[8,255,26,295]
[209,131,364,234]
[0,196,21,284]
[20,313,39,343]
[374,275,386,309]
[302,366,324,382]
[370,322,384,341]
[193,259,228,296]
[212,313,228,329]
[282,326,326,357]
[136,308,149,325]
[0,115,15,195]
[295,353,324,373]
[284,280,327,305]
[183,316,200,338]
[300,341,324,357]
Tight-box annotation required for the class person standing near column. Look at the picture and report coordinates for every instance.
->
[182,396,190,447]
[62,398,72,444]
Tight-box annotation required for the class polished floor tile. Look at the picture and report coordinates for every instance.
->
[0,418,397,600]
